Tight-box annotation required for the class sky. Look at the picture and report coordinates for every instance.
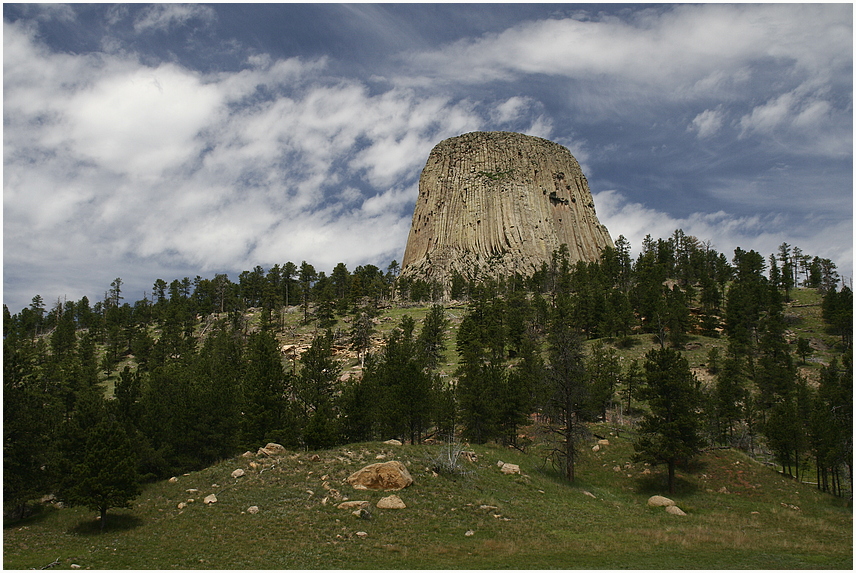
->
[3,3,853,313]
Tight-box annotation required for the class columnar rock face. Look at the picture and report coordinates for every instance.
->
[400,131,612,289]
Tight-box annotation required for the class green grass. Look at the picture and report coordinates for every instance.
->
[5,431,852,569]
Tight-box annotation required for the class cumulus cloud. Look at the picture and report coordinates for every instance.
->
[2,20,496,309]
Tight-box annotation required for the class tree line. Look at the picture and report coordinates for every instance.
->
[4,231,852,525]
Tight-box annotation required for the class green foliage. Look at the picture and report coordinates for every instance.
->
[633,347,704,494]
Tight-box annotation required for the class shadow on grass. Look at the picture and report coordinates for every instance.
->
[68,513,144,536]
[3,503,55,529]
[633,469,700,497]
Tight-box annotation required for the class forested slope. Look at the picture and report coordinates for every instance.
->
[4,230,852,525]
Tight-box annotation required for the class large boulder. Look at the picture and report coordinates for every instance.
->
[346,461,414,491]
[647,495,676,507]
[257,443,286,456]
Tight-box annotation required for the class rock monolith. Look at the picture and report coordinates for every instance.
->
[400,131,612,291]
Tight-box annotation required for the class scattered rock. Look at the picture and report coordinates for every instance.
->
[613,466,622,472]
[375,453,387,459]
[203,494,218,505]
[465,530,475,537]
[597,439,610,446]
[666,505,687,516]
[337,501,370,511]
[780,502,801,511]
[231,468,245,479]
[479,505,499,511]
[352,508,371,520]
[583,491,596,499]
[346,461,414,491]
[592,444,601,452]
[257,443,286,457]
[168,476,178,483]
[376,494,407,509]
[177,502,187,510]
[186,489,199,494]
[70,565,81,569]
[383,439,403,446]
[647,495,676,507]
[247,505,259,514]
[355,531,368,538]
[309,454,321,462]
[460,451,478,463]
[500,463,520,475]
[718,486,729,494]
[496,460,505,467]
[241,451,254,458]
[641,468,651,475]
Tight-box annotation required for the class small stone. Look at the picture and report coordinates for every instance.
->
[337,501,370,510]
[231,469,245,479]
[168,476,178,483]
[352,508,371,519]
[241,451,254,458]
[187,499,195,503]
[203,494,217,505]
[496,460,505,467]
[583,491,596,499]
[376,494,406,509]
[465,530,475,537]
[186,488,199,494]
[500,463,520,475]
[666,505,687,516]
[592,444,601,452]
[356,531,368,538]
[177,502,187,510]
[375,454,387,459]
[383,439,403,446]
[247,505,259,514]
[597,439,610,446]
[257,443,286,457]
[70,565,81,569]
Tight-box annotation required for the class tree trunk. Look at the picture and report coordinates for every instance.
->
[668,460,676,494]
[100,507,107,531]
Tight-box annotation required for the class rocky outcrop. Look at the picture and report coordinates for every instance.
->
[401,131,612,290]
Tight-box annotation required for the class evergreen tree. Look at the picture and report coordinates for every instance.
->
[294,330,341,449]
[58,395,140,531]
[633,347,703,494]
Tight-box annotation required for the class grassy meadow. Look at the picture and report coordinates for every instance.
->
[4,430,852,569]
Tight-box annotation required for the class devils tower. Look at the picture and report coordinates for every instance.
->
[400,131,612,289]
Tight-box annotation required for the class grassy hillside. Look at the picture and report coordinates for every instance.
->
[4,430,851,569]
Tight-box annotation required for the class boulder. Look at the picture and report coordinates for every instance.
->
[500,463,520,475]
[666,505,687,516]
[203,494,218,505]
[383,439,403,446]
[647,495,676,507]
[168,476,178,483]
[257,443,286,457]
[231,468,245,479]
[247,505,259,514]
[376,494,406,509]
[346,461,414,491]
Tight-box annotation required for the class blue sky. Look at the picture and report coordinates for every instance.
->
[4,3,852,312]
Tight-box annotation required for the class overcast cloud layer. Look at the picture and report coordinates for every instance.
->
[4,3,852,312]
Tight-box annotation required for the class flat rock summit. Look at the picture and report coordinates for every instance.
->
[400,131,612,289]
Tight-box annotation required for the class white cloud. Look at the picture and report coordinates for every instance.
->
[689,108,724,139]
[133,4,216,33]
[2,20,490,310]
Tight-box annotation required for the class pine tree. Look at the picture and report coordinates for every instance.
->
[58,396,140,531]
[633,347,703,494]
